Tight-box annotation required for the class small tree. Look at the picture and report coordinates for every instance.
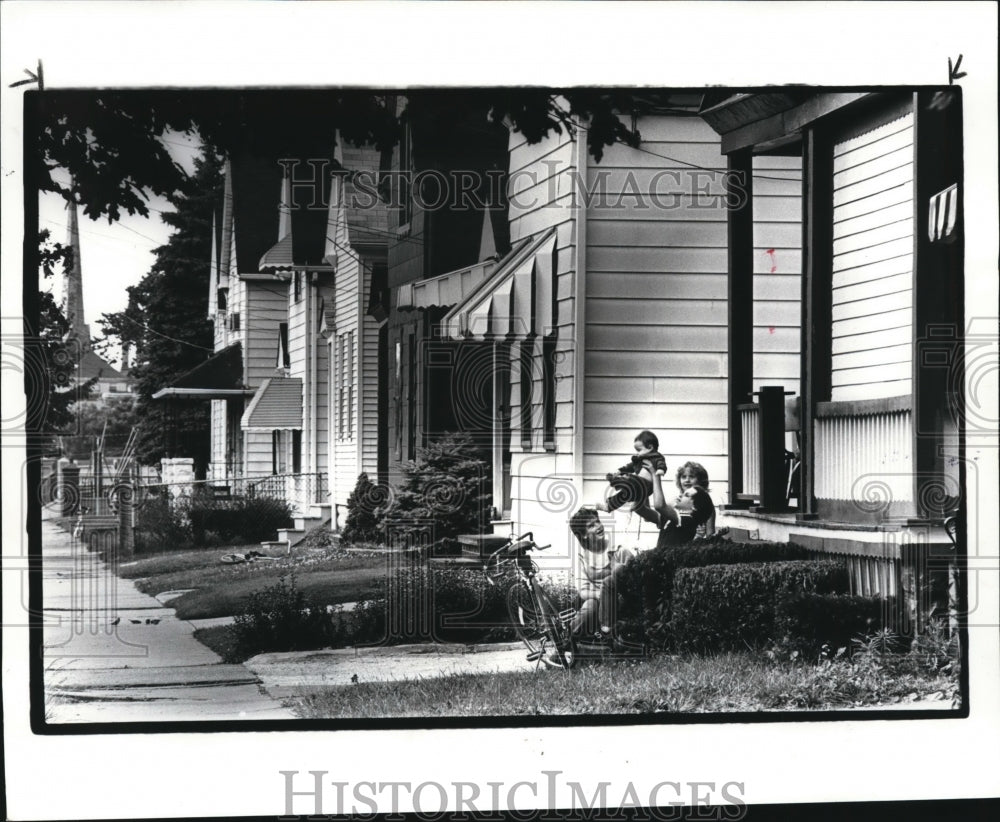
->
[385,432,491,552]
[341,473,386,545]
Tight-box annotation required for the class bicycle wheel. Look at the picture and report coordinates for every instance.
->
[507,584,575,669]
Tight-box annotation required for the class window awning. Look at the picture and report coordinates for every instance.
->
[440,228,557,340]
[241,377,303,431]
[152,343,253,400]
[395,258,497,311]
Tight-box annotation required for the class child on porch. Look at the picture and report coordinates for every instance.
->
[595,429,667,526]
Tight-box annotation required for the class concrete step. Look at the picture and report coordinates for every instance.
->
[260,539,290,551]
[279,515,331,548]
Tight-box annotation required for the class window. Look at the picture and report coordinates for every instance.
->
[347,330,355,439]
[272,430,287,474]
[277,323,290,370]
[398,122,413,227]
[292,429,302,474]
[543,336,557,450]
[407,332,417,457]
[519,339,533,450]
[229,312,241,332]
[337,334,346,438]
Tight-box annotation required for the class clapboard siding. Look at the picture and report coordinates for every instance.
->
[582,116,731,511]
[831,113,914,401]
[244,285,287,387]
[245,430,274,478]
[506,122,578,534]
[210,399,225,477]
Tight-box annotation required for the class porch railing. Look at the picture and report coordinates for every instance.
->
[737,386,796,511]
[140,472,329,515]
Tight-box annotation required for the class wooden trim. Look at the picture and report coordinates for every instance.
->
[722,93,870,154]
[726,148,754,506]
[815,395,912,418]
[789,532,902,560]
[801,127,833,517]
[910,89,966,520]
[572,134,588,482]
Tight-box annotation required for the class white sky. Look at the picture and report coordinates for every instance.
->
[38,129,201,357]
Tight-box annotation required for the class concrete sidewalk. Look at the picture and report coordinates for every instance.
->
[245,641,534,698]
[41,518,295,722]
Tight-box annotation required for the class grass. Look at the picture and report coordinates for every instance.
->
[119,545,389,620]
[290,651,960,718]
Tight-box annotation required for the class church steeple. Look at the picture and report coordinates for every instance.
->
[63,199,91,351]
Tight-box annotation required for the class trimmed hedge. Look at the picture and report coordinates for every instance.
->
[775,592,899,661]
[670,560,849,654]
[615,538,813,650]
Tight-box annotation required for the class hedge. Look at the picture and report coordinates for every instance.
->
[669,560,849,654]
[774,592,899,661]
[615,538,813,650]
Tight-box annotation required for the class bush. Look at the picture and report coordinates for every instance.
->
[670,560,849,654]
[615,538,813,650]
[383,432,491,552]
[228,574,346,660]
[189,496,294,546]
[341,473,386,545]
[350,565,515,645]
[134,494,193,553]
[774,592,897,661]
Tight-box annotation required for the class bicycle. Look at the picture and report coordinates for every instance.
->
[484,532,577,670]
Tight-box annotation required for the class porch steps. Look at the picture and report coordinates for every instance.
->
[261,504,335,552]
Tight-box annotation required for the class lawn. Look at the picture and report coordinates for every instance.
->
[290,651,960,718]
[120,545,390,620]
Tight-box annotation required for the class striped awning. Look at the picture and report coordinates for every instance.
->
[395,258,497,311]
[440,228,557,340]
[241,377,303,431]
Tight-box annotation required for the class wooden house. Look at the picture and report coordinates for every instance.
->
[392,90,962,623]
[701,89,963,621]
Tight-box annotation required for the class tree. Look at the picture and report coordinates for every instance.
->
[384,432,491,552]
[32,230,97,440]
[98,150,222,473]
[33,89,648,222]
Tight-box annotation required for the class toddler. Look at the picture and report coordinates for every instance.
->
[596,430,667,525]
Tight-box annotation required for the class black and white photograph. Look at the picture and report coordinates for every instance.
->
[3,2,998,820]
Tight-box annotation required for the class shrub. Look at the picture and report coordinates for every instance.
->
[349,565,515,645]
[774,592,897,661]
[383,432,491,553]
[615,538,813,650]
[189,496,294,546]
[228,574,345,660]
[133,493,193,553]
[670,560,849,654]
[341,473,387,545]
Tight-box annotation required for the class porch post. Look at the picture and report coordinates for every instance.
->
[800,127,833,518]
[911,90,964,521]
[726,148,753,507]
